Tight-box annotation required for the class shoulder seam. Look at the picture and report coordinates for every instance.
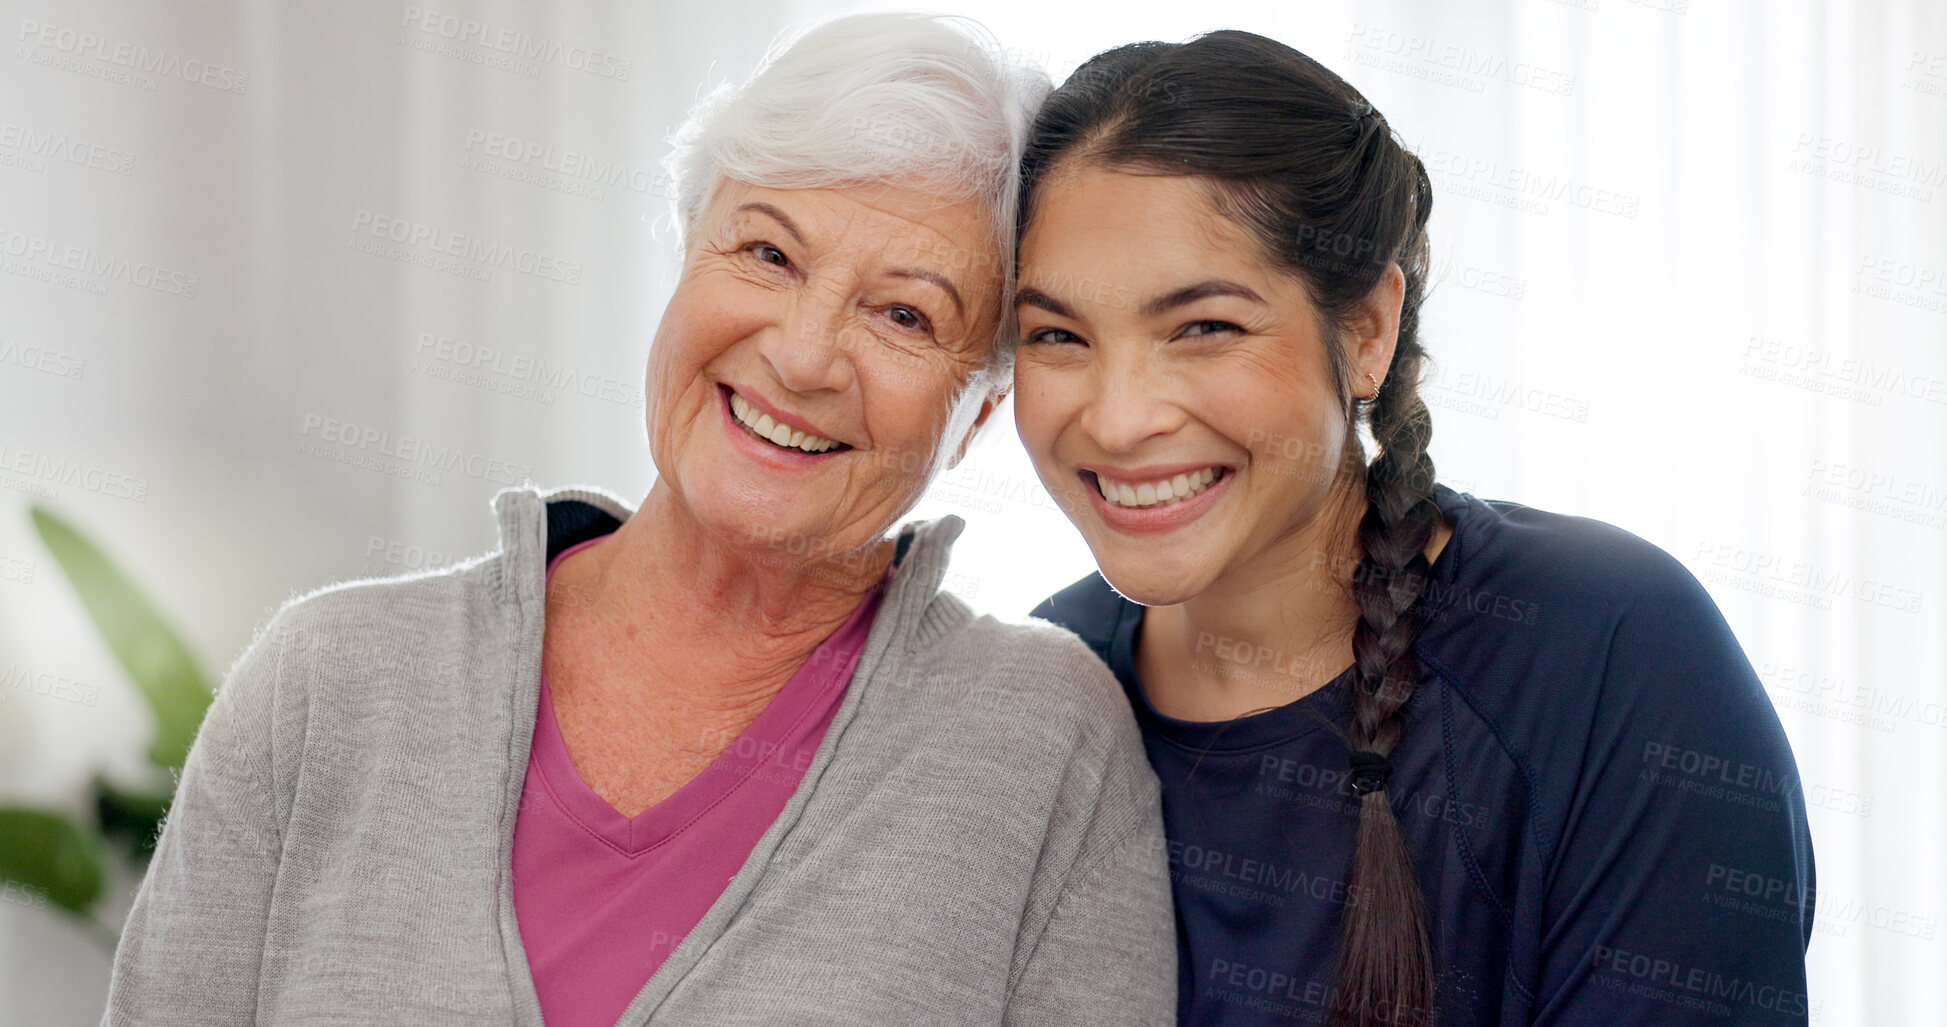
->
[1439,683,1518,929]
[1415,645,1548,863]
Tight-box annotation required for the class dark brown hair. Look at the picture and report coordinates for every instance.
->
[1019,31,1440,1027]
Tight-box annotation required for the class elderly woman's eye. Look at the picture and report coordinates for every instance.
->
[748,243,790,267]
[886,306,931,334]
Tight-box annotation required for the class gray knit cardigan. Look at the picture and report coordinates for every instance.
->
[101,484,1175,1026]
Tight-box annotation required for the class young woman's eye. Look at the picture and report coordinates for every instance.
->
[1181,320,1242,339]
[1024,327,1084,346]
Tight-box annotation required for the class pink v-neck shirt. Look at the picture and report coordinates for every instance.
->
[512,535,887,1026]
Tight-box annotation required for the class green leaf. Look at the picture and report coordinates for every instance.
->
[94,776,174,862]
[30,505,212,770]
[0,807,105,914]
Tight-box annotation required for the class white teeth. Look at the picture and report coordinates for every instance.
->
[1096,467,1222,509]
[728,390,840,454]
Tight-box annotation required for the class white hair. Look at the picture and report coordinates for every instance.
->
[666,12,1051,378]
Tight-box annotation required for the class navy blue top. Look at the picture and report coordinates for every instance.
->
[1033,486,1814,1026]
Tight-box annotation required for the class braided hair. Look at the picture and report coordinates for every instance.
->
[1020,31,1440,1027]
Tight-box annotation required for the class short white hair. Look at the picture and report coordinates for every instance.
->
[666,12,1051,376]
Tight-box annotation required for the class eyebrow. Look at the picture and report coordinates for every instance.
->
[888,267,966,319]
[732,202,806,247]
[733,203,965,320]
[1015,287,1075,319]
[1139,280,1266,318]
[1015,280,1266,319]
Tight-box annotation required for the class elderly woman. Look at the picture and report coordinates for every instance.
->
[102,14,1173,1026]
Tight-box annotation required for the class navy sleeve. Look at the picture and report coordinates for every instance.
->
[1530,563,1814,1025]
[1028,573,1120,668]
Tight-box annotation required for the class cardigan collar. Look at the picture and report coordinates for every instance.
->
[487,482,966,627]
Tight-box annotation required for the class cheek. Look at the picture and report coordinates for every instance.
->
[857,364,956,478]
[646,290,702,385]
[646,278,760,401]
[1008,364,1068,452]
[641,321,693,443]
[1200,362,1348,481]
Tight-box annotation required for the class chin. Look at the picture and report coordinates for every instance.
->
[674,471,799,549]
[1091,548,1216,608]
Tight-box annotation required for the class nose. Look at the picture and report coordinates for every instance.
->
[1080,347,1188,454]
[758,282,857,395]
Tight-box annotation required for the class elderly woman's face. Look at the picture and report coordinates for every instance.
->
[645,179,1004,565]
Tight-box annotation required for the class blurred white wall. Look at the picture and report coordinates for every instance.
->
[1,0,1941,1022]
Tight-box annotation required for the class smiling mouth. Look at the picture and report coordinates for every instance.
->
[1085,467,1227,509]
[726,388,847,454]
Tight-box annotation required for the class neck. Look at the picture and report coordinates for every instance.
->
[558,481,895,692]
[1138,486,1368,722]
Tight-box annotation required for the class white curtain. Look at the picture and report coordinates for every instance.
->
[2,0,1938,1022]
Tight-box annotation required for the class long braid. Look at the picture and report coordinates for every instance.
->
[1332,155,1439,1027]
[1335,327,1438,1027]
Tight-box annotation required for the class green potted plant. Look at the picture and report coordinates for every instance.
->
[0,505,214,949]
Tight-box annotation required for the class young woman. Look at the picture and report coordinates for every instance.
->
[1015,32,1814,1027]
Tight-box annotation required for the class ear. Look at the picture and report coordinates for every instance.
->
[1347,263,1406,397]
[947,380,1010,470]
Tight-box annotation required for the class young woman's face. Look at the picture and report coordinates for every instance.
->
[1013,166,1387,606]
